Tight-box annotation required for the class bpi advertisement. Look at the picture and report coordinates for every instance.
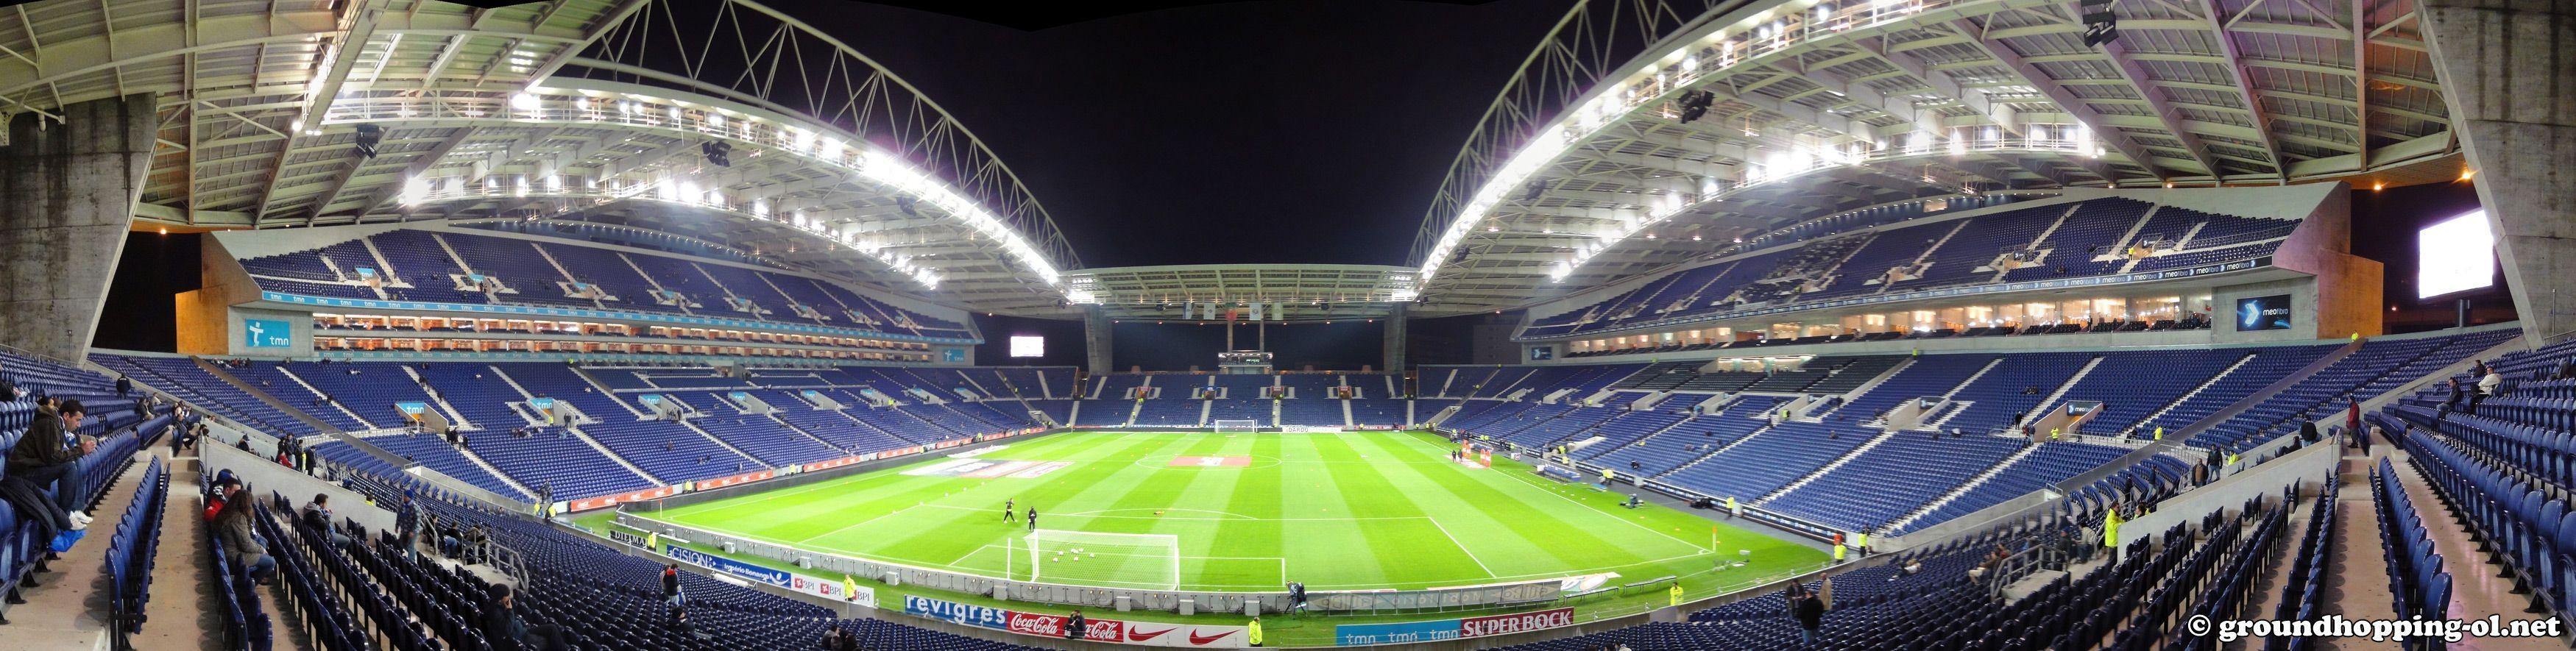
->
[901,596,1248,648]
[666,545,877,608]
[1335,608,1576,645]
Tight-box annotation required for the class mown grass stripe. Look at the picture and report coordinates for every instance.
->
[661,430,1826,593]
[1275,433,1394,587]
[1306,434,1489,586]
[1348,433,1644,576]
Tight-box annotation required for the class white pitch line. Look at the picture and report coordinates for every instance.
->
[1479,446,1715,554]
[920,503,1434,523]
[1424,516,1498,578]
[796,502,928,544]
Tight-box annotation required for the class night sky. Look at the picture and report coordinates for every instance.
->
[757,0,1568,268]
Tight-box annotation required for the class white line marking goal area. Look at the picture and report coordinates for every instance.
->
[993,532,1289,591]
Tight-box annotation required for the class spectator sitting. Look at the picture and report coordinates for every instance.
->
[4,399,96,529]
[438,519,464,558]
[213,485,275,585]
[301,494,354,549]
[482,583,571,651]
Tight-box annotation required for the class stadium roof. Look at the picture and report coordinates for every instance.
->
[0,0,1080,314]
[1409,0,2463,316]
[1064,264,1420,323]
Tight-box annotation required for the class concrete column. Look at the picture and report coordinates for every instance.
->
[0,94,155,363]
[1083,304,1115,375]
[1381,304,1409,372]
[2420,0,2576,344]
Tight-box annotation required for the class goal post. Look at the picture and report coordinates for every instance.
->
[1213,419,1261,433]
[1025,530,1183,590]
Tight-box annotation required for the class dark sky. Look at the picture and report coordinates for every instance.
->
[762,0,1570,268]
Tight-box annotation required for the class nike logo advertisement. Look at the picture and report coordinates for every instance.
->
[1127,627,1173,641]
[1189,630,1237,645]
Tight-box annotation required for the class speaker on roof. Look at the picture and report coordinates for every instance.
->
[1676,90,1716,124]
[353,124,383,158]
[2078,0,2119,46]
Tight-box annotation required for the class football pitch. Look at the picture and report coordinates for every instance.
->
[649,430,1823,593]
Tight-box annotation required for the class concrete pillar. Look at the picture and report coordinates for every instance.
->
[1382,304,1409,372]
[0,94,155,363]
[2420,0,2576,344]
[1083,305,1115,375]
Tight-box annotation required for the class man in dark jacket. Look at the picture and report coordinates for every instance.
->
[483,583,570,651]
[1066,609,1088,640]
[302,494,353,549]
[1794,591,1825,644]
[4,400,95,525]
[395,492,421,561]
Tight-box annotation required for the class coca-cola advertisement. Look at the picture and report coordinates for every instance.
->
[1005,611,1125,641]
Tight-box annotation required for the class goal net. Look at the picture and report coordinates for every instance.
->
[1024,530,1182,590]
[1213,419,1261,433]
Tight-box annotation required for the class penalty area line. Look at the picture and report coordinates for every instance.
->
[1423,516,1498,578]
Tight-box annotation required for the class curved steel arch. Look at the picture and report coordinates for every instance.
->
[1409,0,2460,316]
[0,0,1082,313]
[556,0,1080,272]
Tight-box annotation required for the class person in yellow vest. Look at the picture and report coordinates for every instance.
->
[1832,541,1847,562]
[2049,427,2062,441]
[1852,531,1869,557]
[646,532,659,552]
[2153,425,2164,441]
[2103,507,2123,549]
[1601,467,1615,485]
[1248,616,1264,647]
[843,574,860,602]
[2226,450,2240,467]
[1724,497,1739,520]
[1668,583,1684,607]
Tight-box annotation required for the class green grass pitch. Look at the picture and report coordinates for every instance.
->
[651,430,1822,594]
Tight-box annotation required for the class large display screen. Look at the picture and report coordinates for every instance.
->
[2418,209,2496,299]
[1008,335,1045,358]
[243,318,293,347]
[2235,294,2294,331]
